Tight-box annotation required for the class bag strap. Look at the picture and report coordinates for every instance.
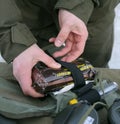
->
[57,59,85,88]
[45,50,85,89]
[79,101,108,124]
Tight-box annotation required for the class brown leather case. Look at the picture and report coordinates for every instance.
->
[32,58,96,94]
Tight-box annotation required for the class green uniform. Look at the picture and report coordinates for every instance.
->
[0,0,120,124]
[0,0,119,67]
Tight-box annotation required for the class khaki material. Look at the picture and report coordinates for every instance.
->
[96,68,120,84]
[0,44,120,124]
[0,75,76,119]
[0,0,120,124]
[0,43,120,124]
[0,62,120,124]
[0,0,119,67]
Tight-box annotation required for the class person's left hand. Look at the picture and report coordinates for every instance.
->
[49,9,88,62]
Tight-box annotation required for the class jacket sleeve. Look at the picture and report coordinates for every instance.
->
[0,0,37,63]
[55,0,100,24]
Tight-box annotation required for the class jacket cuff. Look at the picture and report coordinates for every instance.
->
[55,0,95,24]
[1,23,37,63]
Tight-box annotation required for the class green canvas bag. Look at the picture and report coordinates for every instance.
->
[0,77,76,119]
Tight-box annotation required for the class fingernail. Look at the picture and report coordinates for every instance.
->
[54,63,61,68]
[55,40,63,47]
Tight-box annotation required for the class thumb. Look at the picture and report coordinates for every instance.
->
[55,27,70,47]
[39,49,61,69]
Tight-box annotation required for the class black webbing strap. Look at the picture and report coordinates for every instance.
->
[73,82,93,96]
[56,59,85,89]
[45,50,85,89]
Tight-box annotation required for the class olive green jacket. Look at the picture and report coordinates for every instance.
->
[0,0,120,67]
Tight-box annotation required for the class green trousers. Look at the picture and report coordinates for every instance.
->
[0,61,120,124]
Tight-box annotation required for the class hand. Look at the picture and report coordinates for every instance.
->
[13,44,61,97]
[49,9,88,62]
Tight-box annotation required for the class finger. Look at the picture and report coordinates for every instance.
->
[55,26,71,47]
[17,70,44,97]
[62,35,86,62]
[23,85,44,98]
[39,49,61,69]
[53,39,72,57]
[49,37,56,43]
[22,81,44,97]
[61,50,81,62]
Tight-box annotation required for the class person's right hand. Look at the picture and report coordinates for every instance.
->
[49,9,88,62]
[13,44,61,98]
